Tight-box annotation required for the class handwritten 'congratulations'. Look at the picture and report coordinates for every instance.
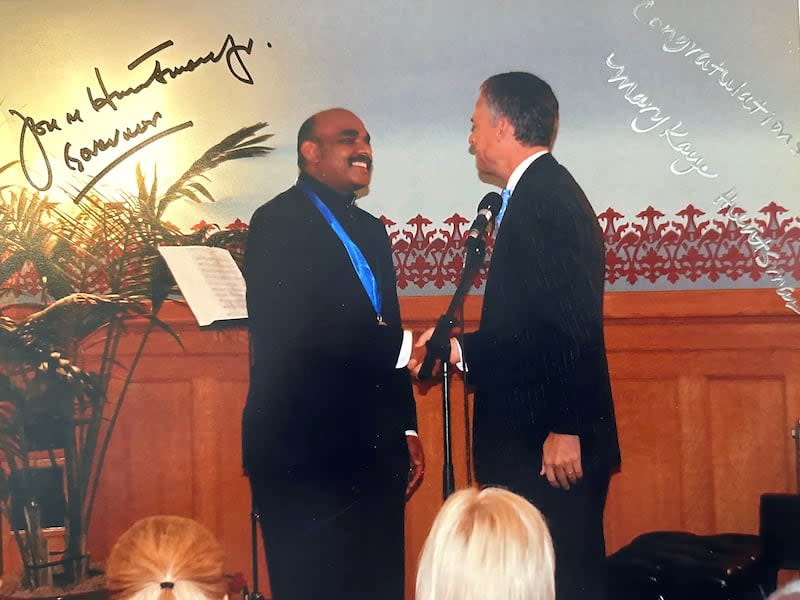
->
[633,0,800,157]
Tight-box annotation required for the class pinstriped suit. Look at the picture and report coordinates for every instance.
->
[461,153,620,600]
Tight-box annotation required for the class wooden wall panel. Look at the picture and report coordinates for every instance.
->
[89,381,196,560]
[677,376,714,534]
[604,379,683,553]
[189,377,254,575]
[2,289,799,600]
[708,379,789,533]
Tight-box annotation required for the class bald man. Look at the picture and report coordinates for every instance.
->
[242,108,424,600]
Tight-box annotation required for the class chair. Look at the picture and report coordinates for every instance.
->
[607,420,800,599]
[607,529,776,600]
[761,493,800,572]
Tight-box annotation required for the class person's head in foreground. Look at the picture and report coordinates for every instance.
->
[768,580,800,600]
[416,486,555,600]
[105,515,227,600]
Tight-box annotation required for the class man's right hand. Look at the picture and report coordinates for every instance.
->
[405,434,425,500]
[407,328,460,379]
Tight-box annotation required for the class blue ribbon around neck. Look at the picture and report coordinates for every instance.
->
[298,180,383,322]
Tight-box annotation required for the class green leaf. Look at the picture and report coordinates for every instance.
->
[185,181,215,202]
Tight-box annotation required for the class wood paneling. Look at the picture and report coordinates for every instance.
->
[3,289,799,600]
[604,378,684,552]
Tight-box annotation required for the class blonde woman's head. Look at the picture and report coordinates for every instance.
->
[105,516,227,600]
[416,486,555,600]
[768,580,800,600]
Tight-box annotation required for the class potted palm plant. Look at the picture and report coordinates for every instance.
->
[0,123,270,594]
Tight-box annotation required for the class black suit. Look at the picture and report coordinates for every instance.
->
[461,153,620,600]
[243,174,416,600]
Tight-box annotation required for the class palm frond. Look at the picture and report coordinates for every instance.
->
[156,122,274,218]
[0,121,272,588]
[184,181,215,202]
[16,293,146,351]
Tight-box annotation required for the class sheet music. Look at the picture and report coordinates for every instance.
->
[158,246,247,326]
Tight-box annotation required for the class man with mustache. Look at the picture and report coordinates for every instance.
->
[243,108,424,600]
[411,73,620,599]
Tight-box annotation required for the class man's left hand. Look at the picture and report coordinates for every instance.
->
[540,432,582,490]
[405,434,425,500]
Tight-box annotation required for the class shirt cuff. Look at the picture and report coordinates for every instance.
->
[395,329,412,368]
[454,338,467,372]
[405,430,418,437]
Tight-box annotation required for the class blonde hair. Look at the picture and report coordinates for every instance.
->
[769,580,800,599]
[416,487,555,600]
[105,516,227,600]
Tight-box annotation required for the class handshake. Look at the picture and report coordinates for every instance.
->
[407,325,463,380]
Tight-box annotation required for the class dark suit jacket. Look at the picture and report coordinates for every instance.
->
[242,175,417,488]
[461,153,620,482]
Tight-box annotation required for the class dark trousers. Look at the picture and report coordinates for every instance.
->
[482,468,611,600]
[250,477,405,600]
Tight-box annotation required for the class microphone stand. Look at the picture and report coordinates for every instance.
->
[243,490,265,600]
[419,233,488,499]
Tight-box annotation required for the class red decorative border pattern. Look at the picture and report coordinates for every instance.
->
[381,202,800,290]
[601,202,799,286]
[2,205,798,298]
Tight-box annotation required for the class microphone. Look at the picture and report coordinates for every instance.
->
[417,192,502,381]
[466,192,502,239]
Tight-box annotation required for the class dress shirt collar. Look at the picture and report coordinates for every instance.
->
[504,150,549,194]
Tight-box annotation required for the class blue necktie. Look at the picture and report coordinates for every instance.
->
[495,188,512,233]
